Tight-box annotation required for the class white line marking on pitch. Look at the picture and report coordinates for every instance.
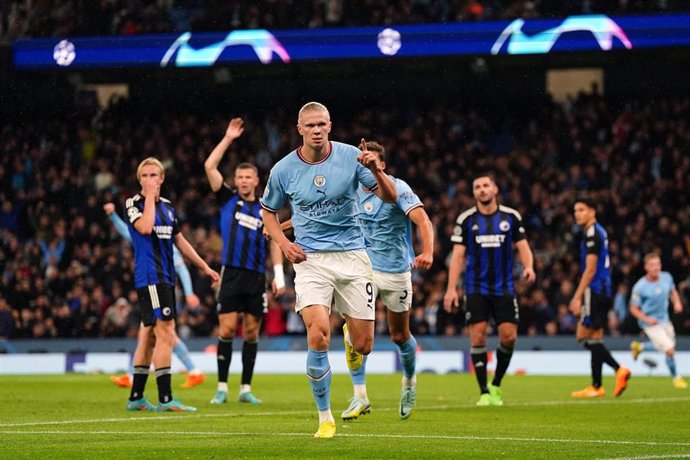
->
[598,454,690,460]
[1,430,690,447]
[1,396,689,428]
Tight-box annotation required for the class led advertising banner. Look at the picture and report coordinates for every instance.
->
[13,13,690,70]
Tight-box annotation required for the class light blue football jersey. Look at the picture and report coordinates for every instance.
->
[357,176,422,273]
[630,271,675,328]
[260,141,378,252]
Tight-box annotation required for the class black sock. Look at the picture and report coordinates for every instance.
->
[471,346,489,394]
[591,342,620,371]
[156,367,172,404]
[129,365,149,401]
[217,336,233,384]
[492,343,514,387]
[241,340,258,386]
[585,341,604,388]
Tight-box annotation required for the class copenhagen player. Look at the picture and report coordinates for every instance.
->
[204,117,286,405]
[341,141,434,421]
[103,202,205,390]
[629,253,687,388]
[125,157,219,412]
[444,172,535,406]
[569,198,631,398]
[261,102,397,439]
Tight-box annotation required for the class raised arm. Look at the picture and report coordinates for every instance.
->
[356,139,397,203]
[408,207,434,270]
[204,117,244,192]
[104,203,132,243]
[133,182,158,235]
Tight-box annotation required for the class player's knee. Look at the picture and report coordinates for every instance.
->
[243,329,259,342]
[219,326,236,338]
[666,348,675,357]
[352,336,373,355]
[389,329,410,346]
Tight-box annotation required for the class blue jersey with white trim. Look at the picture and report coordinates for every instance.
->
[630,271,675,328]
[260,141,378,252]
[579,222,612,297]
[126,194,180,288]
[450,205,526,296]
[216,184,266,273]
[357,176,422,273]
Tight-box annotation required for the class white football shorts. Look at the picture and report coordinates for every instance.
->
[293,250,375,320]
[373,270,412,313]
[644,322,676,353]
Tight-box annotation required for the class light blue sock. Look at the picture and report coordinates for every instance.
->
[666,355,677,378]
[640,341,653,352]
[398,335,417,379]
[174,340,196,372]
[306,349,332,411]
[349,355,368,385]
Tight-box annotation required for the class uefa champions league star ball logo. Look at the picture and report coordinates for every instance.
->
[314,175,326,187]
[377,28,401,56]
[53,40,76,66]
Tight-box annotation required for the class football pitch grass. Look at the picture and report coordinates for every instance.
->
[1,373,689,459]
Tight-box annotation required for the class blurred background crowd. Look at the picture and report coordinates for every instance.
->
[2,88,689,341]
[0,0,686,40]
[0,0,689,343]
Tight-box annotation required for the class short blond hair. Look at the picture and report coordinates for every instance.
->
[136,157,165,181]
[644,252,661,264]
[298,101,329,123]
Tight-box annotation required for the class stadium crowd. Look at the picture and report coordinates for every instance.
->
[1,87,689,341]
[0,0,684,40]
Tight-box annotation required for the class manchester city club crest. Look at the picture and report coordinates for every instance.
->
[314,175,326,187]
[499,220,510,232]
[364,201,374,213]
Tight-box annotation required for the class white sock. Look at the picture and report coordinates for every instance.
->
[354,384,368,401]
[402,375,417,389]
[218,382,228,392]
[318,409,334,424]
[240,384,251,394]
[190,368,202,375]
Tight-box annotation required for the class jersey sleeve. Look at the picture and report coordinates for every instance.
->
[109,212,132,243]
[629,280,643,306]
[585,226,601,255]
[172,214,180,236]
[354,147,378,191]
[396,179,422,214]
[451,214,467,246]
[511,211,527,242]
[125,197,142,225]
[260,168,287,211]
[214,183,235,205]
[663,272,676,290]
